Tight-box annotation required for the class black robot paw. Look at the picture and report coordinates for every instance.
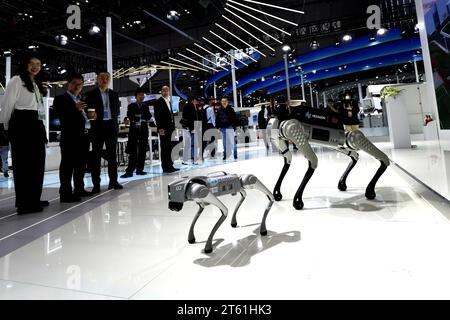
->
[204,247,213,254]
[260,230,268,236]
[231,223,237,228]
[365,190,376,200]
[274,191,283,201]
[293,198,304,210]
[188,238,196,244]
[338,181,347,191]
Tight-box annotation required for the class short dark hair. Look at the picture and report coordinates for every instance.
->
[220,96,228,101]
[97,70,110,76]
[67,73,84,83]
[187,96,196,103]
[135,87,146,96]
[327,98,334,103]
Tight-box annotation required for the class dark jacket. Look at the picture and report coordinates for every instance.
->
[181,102,199,131]
[52,92,86,145]
[153,97,175,131]
[258,109,268,129]
[85,87,121,129]
[127,102,152,135]
[340,100,360,125]
[216,106,238,129]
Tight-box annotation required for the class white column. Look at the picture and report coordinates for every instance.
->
[213,81,217,99]
[231,55,238,108]
[106,17,113,90]
[358,83,364,104]
[301,74,305,100]
[323,92,327,107]
[5,56,11,85]
[168,67,173,105]
[239,90,243,109]
[396,74,400,84]
[316,91,320,109]
[309,83,314,108]
[414,60,420,83]
[284,54,291,105]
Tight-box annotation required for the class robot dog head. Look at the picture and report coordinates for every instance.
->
[168,178,189,212]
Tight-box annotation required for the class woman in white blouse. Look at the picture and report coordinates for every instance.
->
[0,53,49,215]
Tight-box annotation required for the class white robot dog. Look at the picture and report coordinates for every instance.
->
[267,104,390,210]
[168,172,275,253]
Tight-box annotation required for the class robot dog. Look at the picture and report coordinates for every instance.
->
[168,172,275,253]
[267,104,390,210]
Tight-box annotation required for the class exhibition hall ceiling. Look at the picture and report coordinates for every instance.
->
[0,0,420,97]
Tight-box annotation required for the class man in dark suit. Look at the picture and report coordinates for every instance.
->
[121,88,152,178]
[153,85,179,173]
[85,71,123,193]
[52,73,92,202]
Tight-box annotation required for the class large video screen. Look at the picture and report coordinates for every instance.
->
[423,0,450,129]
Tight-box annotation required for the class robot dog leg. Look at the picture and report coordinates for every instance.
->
[232,174,275,236]
[280,119,318,210]
[345,130,390,199]
[336,147,360,192]
[268,118,292,202]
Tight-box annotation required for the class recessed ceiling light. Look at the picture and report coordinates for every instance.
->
[342,34,352,42]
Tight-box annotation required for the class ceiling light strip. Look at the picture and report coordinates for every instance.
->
[224,8,282,44]
[193,43,236,69]
[226,3,291,36]
[222,15,275,52]
[168,57,211,72]
[228,0,298,26]
[241,0,305,14]
[186,48,229,71]
[202,37,249,66]
[209,30,258,62]
[177,53,220,72]
[215,23,266,57]
[160,61,199,72]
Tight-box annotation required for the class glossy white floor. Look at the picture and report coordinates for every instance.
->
[1,145,450,300]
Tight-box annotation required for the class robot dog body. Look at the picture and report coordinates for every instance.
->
[168,172,274,253]
[268,106,390,210]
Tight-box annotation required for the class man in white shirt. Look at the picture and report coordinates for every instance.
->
[203,98,217,158]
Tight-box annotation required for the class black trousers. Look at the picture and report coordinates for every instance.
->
[59,136,89,196]
[203,123,216,158]
[9,110,46,209]
[90,120,118,187]
[126,127,149,174]
[160,128,174,171]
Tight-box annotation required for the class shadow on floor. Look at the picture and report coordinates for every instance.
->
[193,228,300,268]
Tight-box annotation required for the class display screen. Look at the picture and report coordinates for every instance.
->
[311,128,330,142]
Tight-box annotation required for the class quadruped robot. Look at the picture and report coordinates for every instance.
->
[168,172,275,253]
[267,104,390,210]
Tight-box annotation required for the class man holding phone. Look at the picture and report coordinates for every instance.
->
[53,73,92,202]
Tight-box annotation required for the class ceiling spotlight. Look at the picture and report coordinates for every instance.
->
[60,69,67,74]
[310,40,319,50]
[28,45,38,49]
[167,10,180,21]
[342,34,352,42]
[3,50,12,56]
[282,44,291,53]
[89,25,101,35]
[55,35,68,46]
[377,28,387,36]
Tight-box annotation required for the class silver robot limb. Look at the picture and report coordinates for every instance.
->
[345,130,390,199]
[280,119,318,210]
